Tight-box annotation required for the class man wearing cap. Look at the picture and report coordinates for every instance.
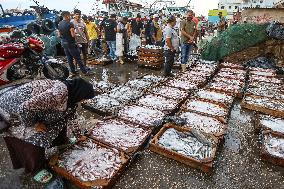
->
[180,10,196,72]
[101,14,118,61]
[150,14,163,46]
[164,15,179,77]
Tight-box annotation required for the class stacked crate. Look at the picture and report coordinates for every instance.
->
[137,45,164,69]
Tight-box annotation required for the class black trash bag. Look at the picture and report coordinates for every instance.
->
[244,56,276,69]
[26,22,41,35]
[267,21,284,40]
[164,116,187,126]
[45,177,66,189]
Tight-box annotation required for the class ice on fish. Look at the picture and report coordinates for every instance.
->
[90,119,151,151]
[194,89,234,106]
[58,139,123,182]
[137,94,179,112]
[118,105,165,127]
[158,128,214,160]
[244,95,284,112]
[150,86,188,100]
[184,99,228,118]
[259,115,284,134]
[179,111,226,136]
[264,134,284,158]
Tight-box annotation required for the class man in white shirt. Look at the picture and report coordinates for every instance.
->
[164,15,179,77]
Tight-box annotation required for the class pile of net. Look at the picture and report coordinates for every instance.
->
[201,23,269,61]
[266,21,284,40]
[39,30,61,56]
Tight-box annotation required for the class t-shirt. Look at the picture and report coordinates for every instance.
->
[58,20,76,44]
[102,19,117,41]
[150,21,163,42]
[86,22,98,40]
[164,25,179,51]
[131,20,143,36]
[174,17,181,30]
[72,19,88,44]
[218,17,226,32]
[180,20,196,44]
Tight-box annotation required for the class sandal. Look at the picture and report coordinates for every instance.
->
[33,169,53,184]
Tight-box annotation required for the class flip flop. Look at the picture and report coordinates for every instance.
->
[33,169,53,184]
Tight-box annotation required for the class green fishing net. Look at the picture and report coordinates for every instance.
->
[201,23,269,61]
[39,30,61,56]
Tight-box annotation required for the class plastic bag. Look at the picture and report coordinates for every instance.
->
[266,21,284,40]
[129,34,141,52]
[115,33,124,57]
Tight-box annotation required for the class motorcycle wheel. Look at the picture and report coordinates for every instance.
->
[42,63,69,80]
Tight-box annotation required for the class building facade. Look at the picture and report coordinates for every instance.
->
[273,0,284,8]
[218,0,242,20]
[241,0,277,8]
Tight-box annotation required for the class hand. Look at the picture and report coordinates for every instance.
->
[35,122,47,132]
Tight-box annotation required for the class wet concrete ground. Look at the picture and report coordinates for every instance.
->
[0,62,284,189]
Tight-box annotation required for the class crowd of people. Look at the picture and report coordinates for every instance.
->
[56,9,208,77]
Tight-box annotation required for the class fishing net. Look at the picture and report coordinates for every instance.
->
[201,23,269,61]
[39,30,61,56]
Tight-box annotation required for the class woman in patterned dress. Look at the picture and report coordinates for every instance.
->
[0,78,95,174]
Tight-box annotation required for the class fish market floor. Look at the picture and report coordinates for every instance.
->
[0,62,284,189]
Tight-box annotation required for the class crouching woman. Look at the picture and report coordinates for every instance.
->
[0,78,95,182]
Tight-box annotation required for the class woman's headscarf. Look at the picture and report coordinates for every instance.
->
[63,78,95,108]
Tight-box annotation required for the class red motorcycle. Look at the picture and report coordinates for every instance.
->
[0,35,69,85]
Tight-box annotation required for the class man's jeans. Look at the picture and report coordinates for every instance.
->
[62,42,87,74]
[181,43,193,64]
[164,50,175,76]
[106,41,117,60]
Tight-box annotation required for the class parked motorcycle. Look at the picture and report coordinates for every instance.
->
[0,35,69,86]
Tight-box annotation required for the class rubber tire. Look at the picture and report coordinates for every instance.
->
[3,13,13,18]
[26,22,41,35]
[41,19,55,32]
[42,63,69,80]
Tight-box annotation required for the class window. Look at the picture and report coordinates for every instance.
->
[221,6,225,9]
[229,6,231,9]
[235,6,238,9]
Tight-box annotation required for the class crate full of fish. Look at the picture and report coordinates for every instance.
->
[260,131,284,167]
[177,111,227,139]
[241,94,284,118]
[108,86,143,104]
[163,77,200,91]
[81,95,122,116]
[88,118,152,154]
[136,94,182,115]
[193,89,235,108]
[118,105,165,128]
[220,62,244,70]
[49,138,130,189]
[255,114,284,136]
[149,124,218,172]
[181,98,229,123]
[149,85,189,101]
